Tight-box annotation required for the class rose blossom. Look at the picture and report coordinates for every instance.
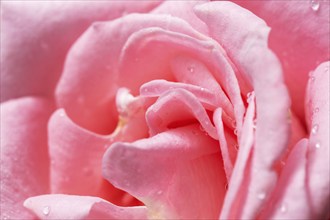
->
[1,1,329,219]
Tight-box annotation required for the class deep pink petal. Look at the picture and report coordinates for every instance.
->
[0,97,54,219]
[103,125,226,219]
[1,1,161,103]
[260,139,311,219]
[305,61,330,218]
[145,89,218,139]
[233,0,330,121]
[24,194,147,219]
[195,2,291,218]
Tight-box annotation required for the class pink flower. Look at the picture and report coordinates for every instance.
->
[1,1,329,219]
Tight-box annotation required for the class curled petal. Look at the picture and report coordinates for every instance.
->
[24,194,147,219]
[103,125,226,219]
[0,97,54,219]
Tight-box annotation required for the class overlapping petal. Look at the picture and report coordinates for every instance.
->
[195,2,291,218]
[103,125,226,219]
[0,97,54,219]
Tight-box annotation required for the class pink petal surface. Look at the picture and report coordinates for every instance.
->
[195,2,291,218]
[1,1,161,103]
[145,89,218,139]
[0,97,54,219]
[305,61,330,218]
[55,13,205,134]
[24,194,147,219]
[233,0,330,121]
[103,125,226,219]
[259,139,311,219]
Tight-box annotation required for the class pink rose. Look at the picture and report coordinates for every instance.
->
[1,1,329,219]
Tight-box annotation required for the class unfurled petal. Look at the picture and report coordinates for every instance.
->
[0,97,54,219]
[24,194,147,219]
[103,125,226,219]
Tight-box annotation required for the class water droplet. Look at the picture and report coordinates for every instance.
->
[314,107,319,113]
[42,206,50,216]
[315,142,321,149]
[325,66,329,72]
[311,124,319,134]
[234,129,238,136]
[187,66,194,73]
[310,0,320,11]
[200,87,205,92]
[157,190,163,195]
[309,71,315,82]
[225,183,228,190]
[257,192,266,200]
[280,203,287,213]
[246,92,253,103]
[253,119,257,129]
[234,144,239,151]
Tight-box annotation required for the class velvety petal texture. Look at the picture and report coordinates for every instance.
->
[0,97,54,219]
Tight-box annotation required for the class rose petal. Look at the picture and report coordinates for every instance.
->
[55,13,205,134]
[259,139,311,219]
[102,125,226,219]
[48,108,146,205]
[195,2,291,218]
[305,61,330,218]
[24,194,147,219]
[0,97,54,219]
[145,88,218,139]
[1,1,161,103]
[233,1,330,121]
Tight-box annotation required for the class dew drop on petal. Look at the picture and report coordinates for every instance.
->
[42,206,50,216]
[257,192,266,200]
[234,129,238,136]
[315,142,321,149]
[310,0,320,11]
[187,66,194,73]
[314,107,319,113]
[246,92,253,103]
[280,203,287,213]
[234,144,239,151]
[311,124,319,134]
[200,87,205,92]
